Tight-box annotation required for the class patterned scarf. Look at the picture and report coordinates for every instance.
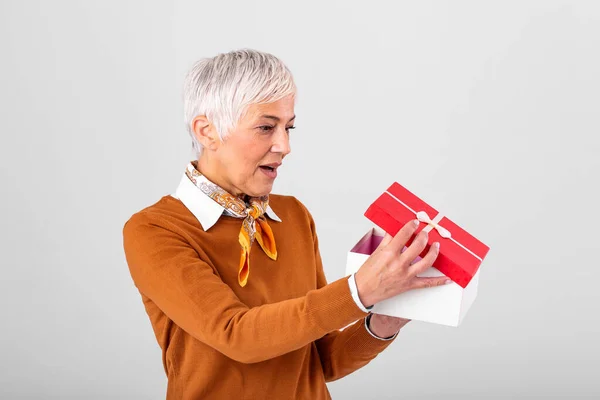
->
[185,161,277,287]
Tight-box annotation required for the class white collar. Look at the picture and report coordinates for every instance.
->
[171,172,282,231]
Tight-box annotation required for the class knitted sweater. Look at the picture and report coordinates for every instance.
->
[122,193,396,399]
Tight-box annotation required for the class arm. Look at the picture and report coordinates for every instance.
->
[300,207,399,382]
[122,212,368,364]
[313,255,399,381]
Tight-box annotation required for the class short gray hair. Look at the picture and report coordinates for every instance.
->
[183,49,297,154]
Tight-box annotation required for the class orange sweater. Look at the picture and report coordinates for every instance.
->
[122,194,396,399]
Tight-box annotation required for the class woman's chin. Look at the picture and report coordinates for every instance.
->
[249,182,274,198]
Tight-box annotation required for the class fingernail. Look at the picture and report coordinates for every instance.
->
[445,279,452,285]
[413,219,420,227]
[433,242,440,249]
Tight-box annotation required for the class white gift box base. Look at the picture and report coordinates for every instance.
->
[346,227,480,327]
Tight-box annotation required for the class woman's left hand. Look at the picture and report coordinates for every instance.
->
[369,313,411,338]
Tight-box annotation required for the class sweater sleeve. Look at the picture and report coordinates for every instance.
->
[314,272,398,382]
[300,204,398,382]
[122,212,368,364]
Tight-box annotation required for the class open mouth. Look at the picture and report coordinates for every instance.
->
[259,164,279,179]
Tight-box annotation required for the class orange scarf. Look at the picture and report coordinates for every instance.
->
[185,162,277,287]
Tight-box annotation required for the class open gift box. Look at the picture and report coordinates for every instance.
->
[346,182,490,327]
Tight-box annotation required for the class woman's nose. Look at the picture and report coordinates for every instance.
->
[271,129,291,155]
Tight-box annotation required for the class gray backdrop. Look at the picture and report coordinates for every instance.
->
[1,0,599,399]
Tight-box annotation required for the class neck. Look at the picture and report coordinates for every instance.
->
[195,157,245,198]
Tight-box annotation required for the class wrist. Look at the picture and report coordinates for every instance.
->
[368,314,407,338]
[354,269,375,308]
[367,315,397,338]
[348,274,372,313]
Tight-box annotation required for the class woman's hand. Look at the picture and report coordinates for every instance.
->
[354,219,451,308]
[368,314,411,338]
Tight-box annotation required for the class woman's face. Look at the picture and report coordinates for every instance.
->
[199,95,295,198]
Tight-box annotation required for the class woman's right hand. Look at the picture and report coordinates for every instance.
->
[354,219,451,308]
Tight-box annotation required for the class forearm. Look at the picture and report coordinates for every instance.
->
[185,277,368,363]
[316,316,397,382]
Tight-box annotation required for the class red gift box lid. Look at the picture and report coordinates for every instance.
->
[364,182,490,288]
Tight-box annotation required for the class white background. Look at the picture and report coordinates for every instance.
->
[1,0,599,398]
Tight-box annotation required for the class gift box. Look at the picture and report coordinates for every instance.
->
[345,183,490,326]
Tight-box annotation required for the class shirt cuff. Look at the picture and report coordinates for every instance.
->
[347,273,373,313]
[365,313,399,341]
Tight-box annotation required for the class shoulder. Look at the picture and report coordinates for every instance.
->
[123,195,195,238]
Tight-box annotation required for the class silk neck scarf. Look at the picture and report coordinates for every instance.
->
[185,161,277,287]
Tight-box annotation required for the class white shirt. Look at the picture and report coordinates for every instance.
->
[171,171,397,341]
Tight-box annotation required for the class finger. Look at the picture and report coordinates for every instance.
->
[408,241,440,275]
[410,276,452,290]
[399,229,430,265]
[377,233,393,249]
[387,219,420,252]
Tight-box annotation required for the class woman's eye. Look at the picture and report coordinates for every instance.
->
[258,125,295,133]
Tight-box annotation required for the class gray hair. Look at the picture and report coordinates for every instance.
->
[183,49,297,154]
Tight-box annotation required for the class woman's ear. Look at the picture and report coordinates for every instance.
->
[192,116,220,150]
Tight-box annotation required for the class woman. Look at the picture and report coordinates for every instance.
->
[122,49,450,399]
